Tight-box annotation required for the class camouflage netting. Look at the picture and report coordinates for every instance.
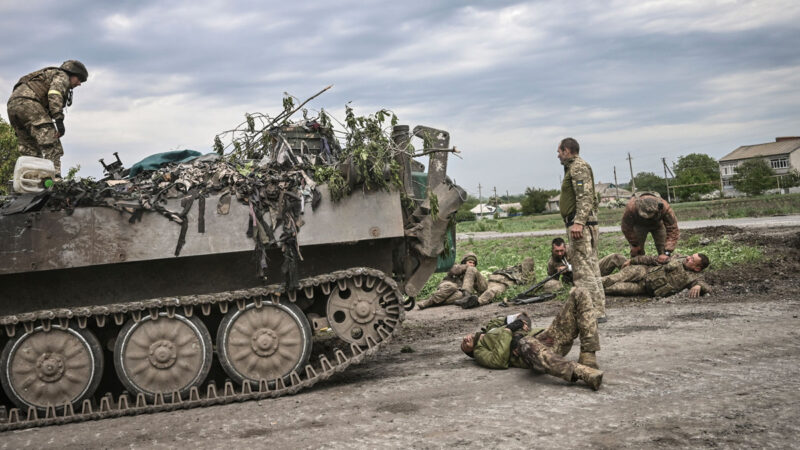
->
[0,93,421,290]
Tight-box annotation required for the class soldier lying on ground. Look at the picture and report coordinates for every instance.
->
[602,253,711,298]
[417,252,487,309]
[454,257,536,309]
[621,192,679,263]
[460,287,603,390]
[541,238,627,293]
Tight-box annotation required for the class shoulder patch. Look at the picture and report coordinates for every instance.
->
[576,179,584,194]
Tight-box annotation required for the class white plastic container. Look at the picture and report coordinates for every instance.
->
[13,156,56,194]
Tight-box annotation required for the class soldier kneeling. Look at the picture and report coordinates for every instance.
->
[460,287,603,390]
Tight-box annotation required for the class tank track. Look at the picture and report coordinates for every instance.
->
[0,267,404,432]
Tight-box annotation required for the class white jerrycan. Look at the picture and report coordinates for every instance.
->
[12,156,56,194]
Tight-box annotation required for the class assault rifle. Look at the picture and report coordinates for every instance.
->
[513,264,570,300]
[498,265,569,307]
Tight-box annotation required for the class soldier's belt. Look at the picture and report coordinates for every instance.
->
[565,220,598,227]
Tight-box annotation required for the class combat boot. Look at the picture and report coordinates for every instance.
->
[573,364,603,391]
[455,295,479,309]
[578,351,599,369]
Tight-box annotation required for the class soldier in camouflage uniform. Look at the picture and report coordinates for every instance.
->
[621,192,680,263]
[454,257,535,309]
[6,60,89,174]
[541,238,627,293]
[557,138,607,321]
[417,252,487,309]
[602,253,711,298]
[460,287,603,390]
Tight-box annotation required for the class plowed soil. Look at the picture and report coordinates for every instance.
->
[3,226,799,449]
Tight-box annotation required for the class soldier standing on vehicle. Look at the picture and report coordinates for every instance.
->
[621,192,679,263]
[417,252,487,309]
[7,60,88,174]
[557,138,607,322]
[602,253,711,298]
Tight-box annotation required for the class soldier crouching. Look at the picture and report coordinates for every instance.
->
[460,287,603,390]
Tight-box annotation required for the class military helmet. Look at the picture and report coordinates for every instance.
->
[60,60,88,82]
[636,195,663,219]
[460,252,478,266]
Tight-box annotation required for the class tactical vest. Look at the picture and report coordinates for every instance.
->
[12,67,66,106]
[644,260,688,297]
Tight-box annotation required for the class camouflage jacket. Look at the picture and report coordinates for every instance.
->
[473,316,542,369]
[559,155,598,225]
[488,262,535,286]
[621,194,680,252]
[546,250,574,284]
[443,263,470,284]
[9,67,71,121]
[630,255,711,296]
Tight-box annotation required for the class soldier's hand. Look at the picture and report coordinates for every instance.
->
[657,253,670,264]
[570,223,584,240]
[55,119,65,138]
[689,285,702,298]
[630,246,642,257]
[506,320,525,332]
[622,260,631,268]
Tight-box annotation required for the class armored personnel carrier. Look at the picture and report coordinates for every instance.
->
[0,122,464,430]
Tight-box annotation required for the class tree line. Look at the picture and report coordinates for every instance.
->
[452,152,800,222]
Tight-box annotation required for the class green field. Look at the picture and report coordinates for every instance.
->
[419,231,764,302]
[458,193,800,234]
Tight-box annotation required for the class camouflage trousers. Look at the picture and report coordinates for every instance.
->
[418,267,487,308]
[7,99,64,174]
[632,223,667,255]
[542,253,626,294]
[567,224,606,317]
[477,276,513,305]
[516,287,599,381]
[598,253,627,276]
[602,265,648,296]
[540,278,563,294]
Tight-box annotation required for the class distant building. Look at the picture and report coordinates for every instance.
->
[719,137,800,194]
[469,203,496,220]
[498,202,523,217]
[546,182,631,212]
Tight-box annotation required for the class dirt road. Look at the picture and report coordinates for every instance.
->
[2,227,799,449]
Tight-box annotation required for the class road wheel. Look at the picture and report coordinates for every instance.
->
[1,325,103,412]
[114,314,212,401]
[217,301,312,386]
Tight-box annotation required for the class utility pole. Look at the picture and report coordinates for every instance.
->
[478,183,483,219]
[506,190,510,203]
[493,186,498,206]
[627,152,636,193]
[662,158,669,199]
[613,166,620,200]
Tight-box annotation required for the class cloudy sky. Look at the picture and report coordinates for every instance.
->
[1,0,798,197]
